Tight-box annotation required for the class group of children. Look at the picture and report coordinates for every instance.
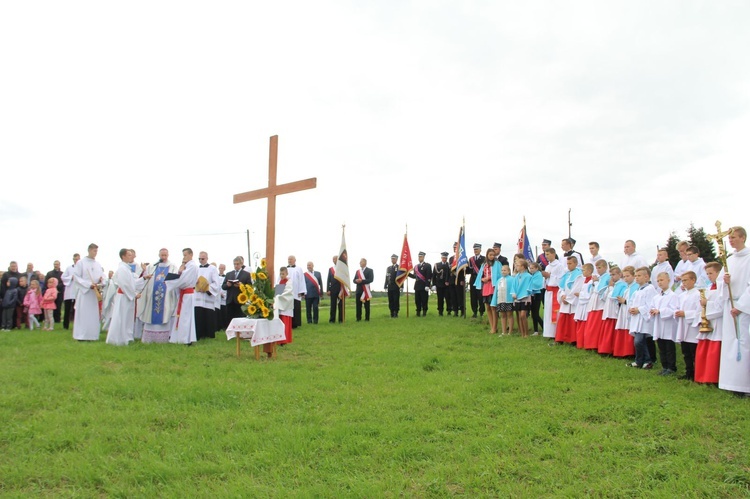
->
[0,276,60,331]
[473,250,545,338]
[550,247,723,383]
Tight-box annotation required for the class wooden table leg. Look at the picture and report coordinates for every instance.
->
[255,345,260,360]
[236,332,241,358]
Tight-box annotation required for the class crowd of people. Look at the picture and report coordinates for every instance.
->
[2,228,750,397]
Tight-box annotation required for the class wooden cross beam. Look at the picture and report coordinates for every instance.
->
[233,135,316,283]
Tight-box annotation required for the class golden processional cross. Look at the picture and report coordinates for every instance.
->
[233,135,317,283]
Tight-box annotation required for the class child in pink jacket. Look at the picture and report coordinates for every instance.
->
[41,278,58,331]
[23,280,43,330]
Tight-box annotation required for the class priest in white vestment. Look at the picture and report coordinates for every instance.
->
[286,255,306,329]
[106,249,147,346]
[138,248,178,344]
[72,243,105,341]
[165,248,199,345]
[718,227,750,394]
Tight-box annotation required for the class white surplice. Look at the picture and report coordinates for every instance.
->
[719,247,750,393]
[166,260,198,344]
[106,261,145,346]
[542,259,565,338]
[72,256,105,341]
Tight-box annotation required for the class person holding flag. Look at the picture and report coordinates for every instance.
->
[329,226,351,323]
[384,254,401,318]
[449,225,470,318]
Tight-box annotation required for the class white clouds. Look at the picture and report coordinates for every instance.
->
[1,1,748,284]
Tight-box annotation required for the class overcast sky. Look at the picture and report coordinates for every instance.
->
[1,1,748,290]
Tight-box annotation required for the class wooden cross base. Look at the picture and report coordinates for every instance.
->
[234,332,277,360]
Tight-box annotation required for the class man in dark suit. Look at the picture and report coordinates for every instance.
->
[303,261,324,324]
[448,242,466,318]
[409,251,432,316]
[327,255,343,323]
[222,256,253,326]
[561,238,584,269]
[384,254,400,318]
[433,252,450,316]
[466,243,486,319]
[353,258,374,321]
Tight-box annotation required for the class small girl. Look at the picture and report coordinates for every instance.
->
[41,277,58,330]
[513,259,532,337]
[475,249,500,334]
[23,280,43,330]
[494,265,515,335]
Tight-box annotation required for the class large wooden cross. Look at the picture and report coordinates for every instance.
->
[233,135,316,282]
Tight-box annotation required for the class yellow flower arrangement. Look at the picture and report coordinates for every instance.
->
[240,260,275,320]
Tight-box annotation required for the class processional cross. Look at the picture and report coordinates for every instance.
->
[707,220,741,360]
[233,135,316,283]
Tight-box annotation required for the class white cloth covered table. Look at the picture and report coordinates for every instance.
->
[226,317,285,347]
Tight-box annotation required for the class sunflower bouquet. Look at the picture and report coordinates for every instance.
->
[238,259,275,320]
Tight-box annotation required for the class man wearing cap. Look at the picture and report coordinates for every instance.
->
[409,251,432,316]
[561,238,584,269]
[536,239,552,305]
[433,252,451,316]
[448,242,466,317]
[493,243,510,268]
[467,243,486,319]
[384,254,401,318]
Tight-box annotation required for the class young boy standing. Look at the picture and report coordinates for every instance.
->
[650,272,679,375]
[674,271,702,381]
[651,248,674,289]
[584,260,610,350]
[695,262,723,384]
[627,267,657,369]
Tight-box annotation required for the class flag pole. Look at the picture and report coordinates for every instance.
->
[405,224,410,319]
[462,216,467,319]
[341,224,346,324]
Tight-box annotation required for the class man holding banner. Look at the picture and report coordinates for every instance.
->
[384,254,400,318]
[410,251,432,317]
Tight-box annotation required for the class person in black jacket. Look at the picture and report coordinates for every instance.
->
[353,258,374,321]
[433,252,451,316]
[327,255,344,323]
[409,251,432,316]
[384,254,400,318]
[222,256,253,327]
[466,243,486,319]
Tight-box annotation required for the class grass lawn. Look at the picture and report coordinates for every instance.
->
[1,296,749,497]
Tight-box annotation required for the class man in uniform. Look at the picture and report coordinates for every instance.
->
[493,242,510,267]
[433,252,451,316]
[384,254,400,318]
[466,243,485,319]
[410,251,432,317]
[448,242,466,317]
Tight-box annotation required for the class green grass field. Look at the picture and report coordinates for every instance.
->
[1,297,749,497]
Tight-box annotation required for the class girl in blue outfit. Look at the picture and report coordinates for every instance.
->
[494,265,515,335]
[513,259,533,337]
[474,249,501,334]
